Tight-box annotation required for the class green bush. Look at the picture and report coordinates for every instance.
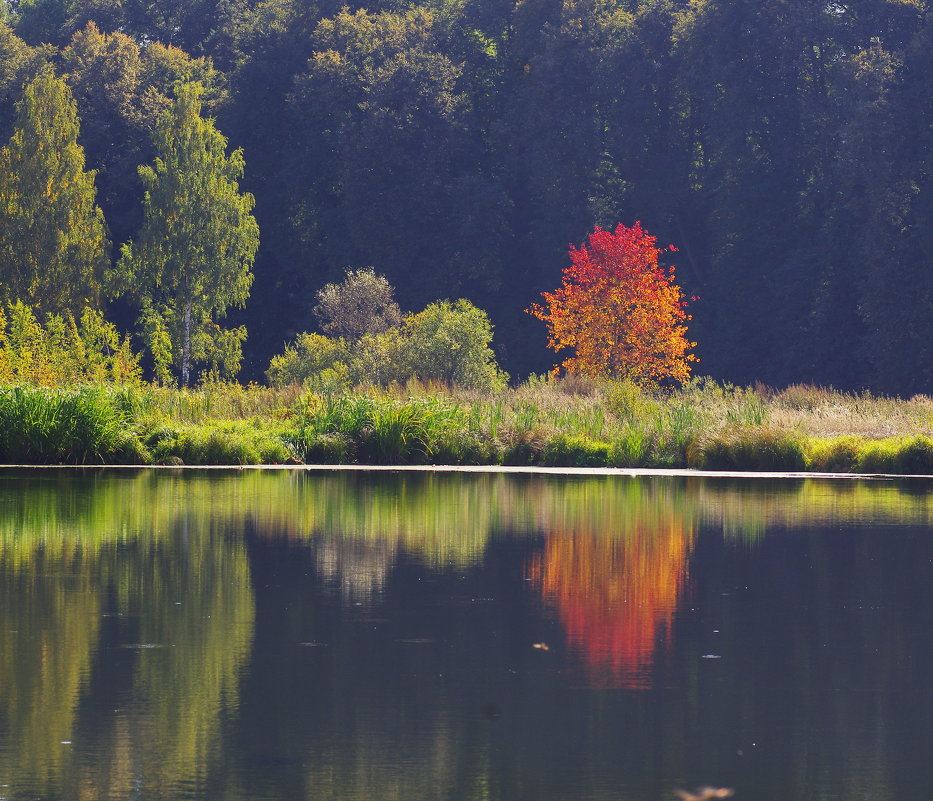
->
[856,436,933,475]
[804,436,866,472]
[605,379,659,423]
[288,432,353,464]
[285,393,468,465]
[892,436,933,474]
[267,298,508,392]
[611,425,653,467]
[0,302,141,385]
[266,332,349,388]
[399,300,508,392]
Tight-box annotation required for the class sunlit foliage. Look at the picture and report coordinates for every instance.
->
[530,223,696,385]
[0,301,139,385]
[116,82,257,386]
[0,71,109,317]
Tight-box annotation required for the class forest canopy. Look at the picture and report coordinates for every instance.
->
[0,0,927,392]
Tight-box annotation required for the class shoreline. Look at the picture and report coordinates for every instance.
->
[0,462,925,481]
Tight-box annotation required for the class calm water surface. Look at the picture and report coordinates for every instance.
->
[0,468,931,801]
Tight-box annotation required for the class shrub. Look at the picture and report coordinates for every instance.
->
[266,332,349,387]
[285,393,468,465]
[313,267,402,339]
[148,420,290,465]
[288,432,353,464]
[612,425,653,467]
[542,434,612,466]
[605,379,659,424]
[856,436,933,475]
[892,436,933,474]
[267,298,508,392]
[399,299,508,392]
[0,302,141,385]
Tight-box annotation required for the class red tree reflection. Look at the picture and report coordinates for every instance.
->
[528,518,693,689]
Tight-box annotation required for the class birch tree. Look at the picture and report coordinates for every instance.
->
[117,82,258,385]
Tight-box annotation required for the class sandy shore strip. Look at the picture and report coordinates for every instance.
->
[0,463,929,480]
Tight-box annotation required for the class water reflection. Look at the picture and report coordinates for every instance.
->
[315,539,396,604]
[528,483,695,689]
[0,474,255,800]
[0,469,930,801]
[0,548,101,794]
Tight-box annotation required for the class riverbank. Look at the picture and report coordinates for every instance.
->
[1,379,932,474]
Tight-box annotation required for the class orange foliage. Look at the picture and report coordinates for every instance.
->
[528,517,693,690]
[529,222,696,384]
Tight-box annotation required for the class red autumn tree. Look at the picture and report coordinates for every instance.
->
[529,222,696,384]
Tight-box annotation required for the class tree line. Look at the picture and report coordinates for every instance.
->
[0,71,257,385]
[0,0,928,391]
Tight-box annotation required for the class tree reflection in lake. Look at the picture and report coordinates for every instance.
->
[0,471,255,800]
[0,469,931,801]
[528,487,695,689]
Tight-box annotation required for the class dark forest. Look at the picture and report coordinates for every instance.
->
[0,0,929,392]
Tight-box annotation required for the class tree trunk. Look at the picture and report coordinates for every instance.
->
[182,295,192,387]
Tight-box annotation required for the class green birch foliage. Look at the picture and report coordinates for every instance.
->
[0,70,109,317]
[117,82,258,386]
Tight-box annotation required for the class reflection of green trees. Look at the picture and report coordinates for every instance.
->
[302,719,462,801]
[695,477,933,540]
[109,520,255,795]
[226,470,933,559]
[0,550,101,794]
[0,469,932,800]
[0,471,254,799]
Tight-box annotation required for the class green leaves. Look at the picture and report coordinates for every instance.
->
[117,82,258,386]
[268,297,508,392]
[0,71,109,317]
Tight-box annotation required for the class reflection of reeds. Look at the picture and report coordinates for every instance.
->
[528,512,694,689]
[3,469,932,571]
[675,787,734,801]
[0,467,925,800]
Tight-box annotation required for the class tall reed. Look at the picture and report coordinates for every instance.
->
[0,385,144,463]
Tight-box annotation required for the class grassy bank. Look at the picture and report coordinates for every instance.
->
[1,378,933,473]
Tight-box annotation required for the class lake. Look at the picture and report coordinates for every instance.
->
[0,467,931,801]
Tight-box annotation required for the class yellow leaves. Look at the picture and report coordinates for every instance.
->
[0,302,141,386]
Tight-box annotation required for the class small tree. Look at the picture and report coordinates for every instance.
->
[401,299,507,391]
[0,71,110,317]
[529,222,696,385]
[313,267,402,340]
[116,82,258,386]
